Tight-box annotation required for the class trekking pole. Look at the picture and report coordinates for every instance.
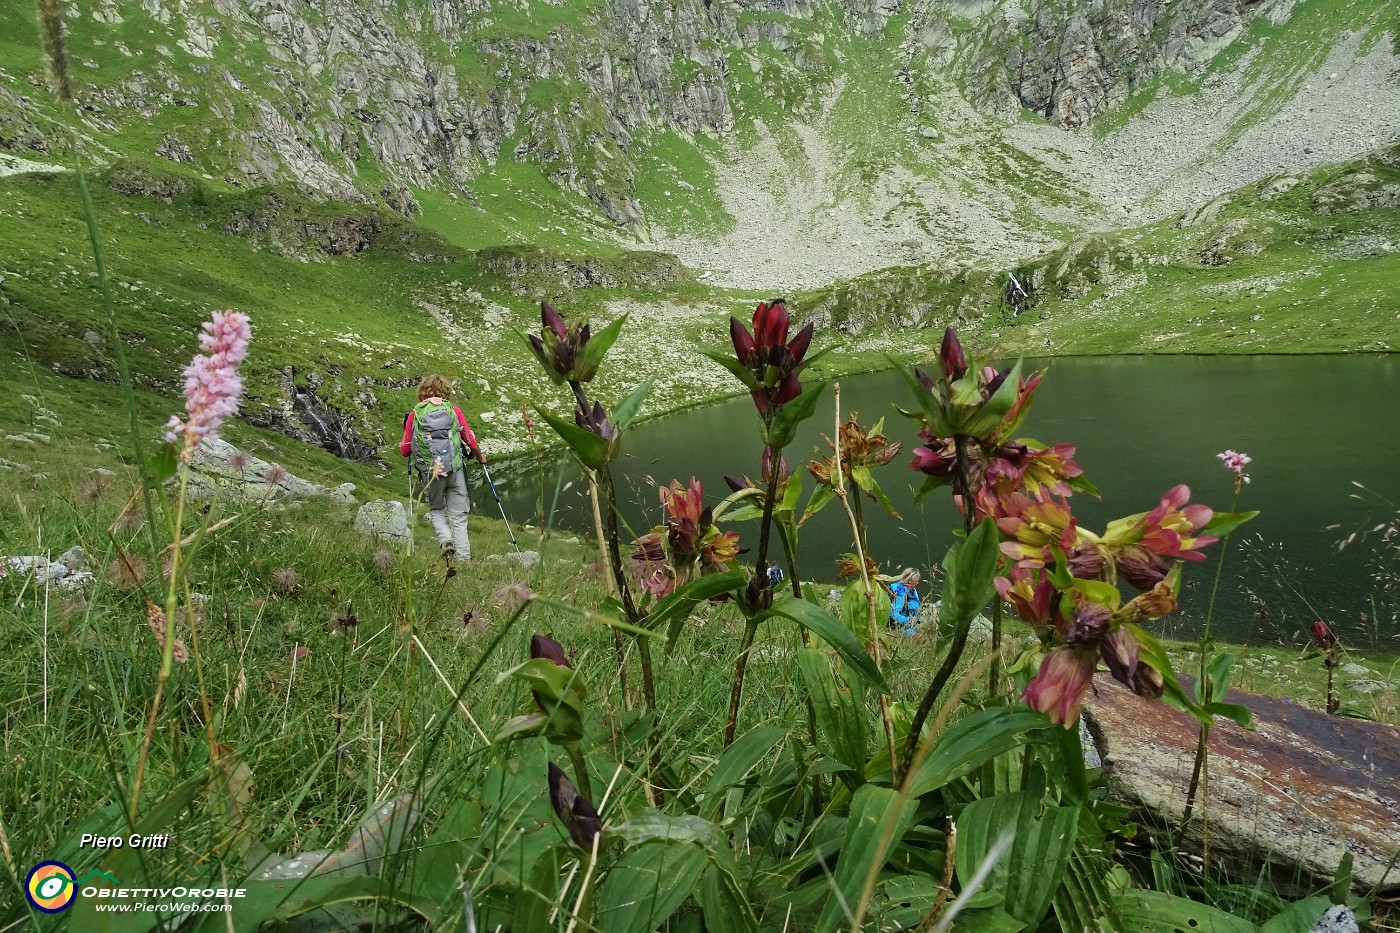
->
[405,458,415,556]
[478,461,523,555]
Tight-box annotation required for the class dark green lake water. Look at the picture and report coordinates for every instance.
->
[499,355,1400,648]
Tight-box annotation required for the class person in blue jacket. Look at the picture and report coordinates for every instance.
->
[889,568,922,637]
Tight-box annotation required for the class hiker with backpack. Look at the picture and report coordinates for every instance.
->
[888,567,922,637]
[400,375,485,562]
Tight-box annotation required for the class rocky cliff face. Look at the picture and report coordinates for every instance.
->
[0,0,1293,231]
[942,0,1279,125]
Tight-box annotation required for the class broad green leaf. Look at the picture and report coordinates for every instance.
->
[839,576,890,641]
[698,863,759,933]
[765,379,827,449]
[1072,577,1122,610]
[796,648,867,782]
[493,712,548,743]
[890,358,952,436]
[948,907,1027,932]
[1113,890,1255,932]
[147,442,180,487]
[1053,848,1121,933]
[1126,624,1202,721]
[800,482,837,525]
[495,658,585,742]
[609,810,720,851]
[850,464,901,517]
[1258,896,1341,933]
[943,518,1000,629]
[870,875,940,930]
[702,724,787,817]
[595,842,708,933]
[955,791,1081,929]
[1048,714,1092,806]
[537,409,610,470]
[1202,510,1260,538]
[907,707,1054,797]
[1208,702,1256,731]
[241,876,434,928]
[963,360,1024,438]
[651,570,747,642]
[778,472,804,514]
[576,313,627,379]
[513,848,566,933]
[814,785,918,933]
[913,472,953,503]
[611,378,654,432]
[700,347,757,386]
[767,595,887,694]
[1205,652,1236,704]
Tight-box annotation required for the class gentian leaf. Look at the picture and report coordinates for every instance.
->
[612,378,655,432]
[1125,623,1203,720]
[765,379,826,448]
[767,594,887,694]
[1202,510,1259,538]
[963,359,1023,438]
[1207,702,1255,731]
[576,313,627,381]
[700,348,757,387]
[799,483,837,525]
[537,409,611,470]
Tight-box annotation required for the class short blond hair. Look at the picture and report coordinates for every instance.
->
[417,374,453,401]
[899,568,921,585]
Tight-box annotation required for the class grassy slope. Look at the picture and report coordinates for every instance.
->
[796,144,1400,357]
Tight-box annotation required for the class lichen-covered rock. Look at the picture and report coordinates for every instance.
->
[184,438,357,505]
[485,549,541,569]
[353,500,410,541]
[1084,675,1400,897]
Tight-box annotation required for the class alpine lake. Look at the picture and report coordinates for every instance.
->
[500,354,1400,649]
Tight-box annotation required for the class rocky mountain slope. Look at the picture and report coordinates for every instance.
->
[1,0,1397,473]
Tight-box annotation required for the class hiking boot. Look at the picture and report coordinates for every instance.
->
[441,542,456,561]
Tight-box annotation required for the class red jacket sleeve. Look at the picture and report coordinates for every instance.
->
[454,407,479,453]
[399,411,414,457]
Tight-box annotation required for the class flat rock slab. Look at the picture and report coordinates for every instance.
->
[1085,675,1400,896]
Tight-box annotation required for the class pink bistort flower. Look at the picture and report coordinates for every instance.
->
[1217,450,1252,484]
[164,310,252,459]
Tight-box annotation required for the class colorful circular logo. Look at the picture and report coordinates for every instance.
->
[26,861,77,913]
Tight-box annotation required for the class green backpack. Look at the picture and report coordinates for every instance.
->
[409,400,463,478]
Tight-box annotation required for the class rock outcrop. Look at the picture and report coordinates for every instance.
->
[952,0,1282,126]
[185,437,358,505]
[353,500,410,541]
[1085,675,1400,898]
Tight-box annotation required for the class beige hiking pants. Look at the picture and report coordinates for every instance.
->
[423,468,471,558]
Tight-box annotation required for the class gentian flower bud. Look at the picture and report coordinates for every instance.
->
[1065,600,1112,645]
[753,300,790,352]
[1098,627,1139,688]
[1311,620,1339,648]
[940,327,967,381]
[1132,663,1165,699]
[530,635,570,668]
[761,446,790,486]
[1116,544,1171,590]
[1022,646,1096,727]
[548,762,602,850]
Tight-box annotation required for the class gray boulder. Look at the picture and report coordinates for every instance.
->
[486,550,540,569]
[3,556,69,582]
[1085,676,1400,897]
[184,438,357,506]
[354,500,409,541]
